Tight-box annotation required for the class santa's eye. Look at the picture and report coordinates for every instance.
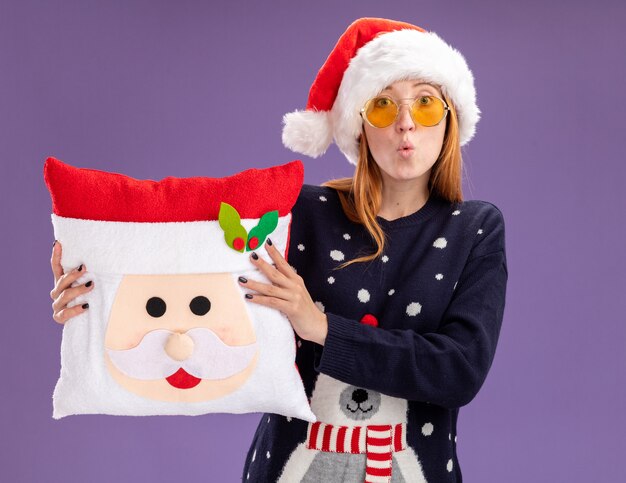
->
[146,297,166,318]
[190,296,211,316]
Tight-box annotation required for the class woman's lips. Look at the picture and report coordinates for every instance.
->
[166,368,202,389]
[397,141,415,158]
[397,146,415,159]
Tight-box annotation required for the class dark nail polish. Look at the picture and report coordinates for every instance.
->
[77,264,83,272]
[238,276,248,284]
[82,303,89,309]
[251,252,259,260]
[53,240,57,247]
[85,281,93,287]
[245,294,253,299]
[266,238,273,246]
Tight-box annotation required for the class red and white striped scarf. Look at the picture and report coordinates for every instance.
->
[306,421,407,483]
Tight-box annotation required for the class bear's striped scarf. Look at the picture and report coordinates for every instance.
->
[306,421,407,483]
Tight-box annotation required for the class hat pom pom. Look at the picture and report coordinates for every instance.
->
[282,110,333,158]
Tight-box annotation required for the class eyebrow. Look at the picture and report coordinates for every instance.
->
[382,82,438,92]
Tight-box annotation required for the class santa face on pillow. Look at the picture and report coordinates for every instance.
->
[104,272,258,402]
[44,156,315,421]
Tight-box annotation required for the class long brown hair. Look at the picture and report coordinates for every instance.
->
[322,90,463,269]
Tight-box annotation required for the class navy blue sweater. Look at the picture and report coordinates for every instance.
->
[243,184,508,482]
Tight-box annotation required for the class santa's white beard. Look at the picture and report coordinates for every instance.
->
[106,327,257,380]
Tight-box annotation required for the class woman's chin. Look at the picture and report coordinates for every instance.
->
[383,167,430,184]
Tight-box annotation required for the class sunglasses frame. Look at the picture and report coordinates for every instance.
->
[360,95,450,129]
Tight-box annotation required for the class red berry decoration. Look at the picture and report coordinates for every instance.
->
[360,313,379,327]
[248,237,259,250]
[233,237,245,251]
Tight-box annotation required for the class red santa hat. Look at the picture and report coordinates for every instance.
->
[44,156,303,275]
[282,17,480,165]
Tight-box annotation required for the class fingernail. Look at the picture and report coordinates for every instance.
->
[82,303,89,309]
[266,238,273,246]
[251,252,259,260]
[245,294,253,299]
[85,281,93,287]
[53,240,57,248]
[77,264,83,272]
[238,276,248,284]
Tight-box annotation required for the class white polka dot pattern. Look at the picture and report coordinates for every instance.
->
[422,422,434,436]
[406,302,422,316]
[358,289,370,303]
[433,237,447,249]
[330,250,345,261]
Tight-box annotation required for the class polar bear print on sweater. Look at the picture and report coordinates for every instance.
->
[278,373,427,483]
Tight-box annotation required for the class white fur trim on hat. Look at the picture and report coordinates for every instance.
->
[282,110,333,158]
[333,29,480,165]
[51,214,291,275]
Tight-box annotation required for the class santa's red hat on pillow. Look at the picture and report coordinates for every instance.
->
[45,157,303,275]
[282,17,480,165]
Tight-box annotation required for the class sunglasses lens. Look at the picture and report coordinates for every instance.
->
[411,96,446,126]
[364,97,398,128]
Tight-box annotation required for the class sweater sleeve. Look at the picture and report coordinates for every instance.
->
[313,205,508,409]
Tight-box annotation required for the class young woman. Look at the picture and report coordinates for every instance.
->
[50,18,507,483]
[238,18,507,482]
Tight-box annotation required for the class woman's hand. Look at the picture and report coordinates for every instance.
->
[50,241,94,324]
[239,238,328,345]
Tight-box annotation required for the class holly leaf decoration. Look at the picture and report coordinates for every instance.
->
[218,202,248,252]
[247,210,279,251]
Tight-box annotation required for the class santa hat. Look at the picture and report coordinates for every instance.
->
[44,156,303,275]
[282,17,480,165]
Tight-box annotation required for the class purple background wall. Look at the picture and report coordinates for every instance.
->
[1,0,624,482]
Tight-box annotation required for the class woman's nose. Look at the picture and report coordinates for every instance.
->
[164,332,195,361]
[395,104,415,132]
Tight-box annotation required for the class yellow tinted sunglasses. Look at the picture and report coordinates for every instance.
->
[360,95,450,128]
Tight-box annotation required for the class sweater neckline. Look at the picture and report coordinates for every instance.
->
[375,192,446,229]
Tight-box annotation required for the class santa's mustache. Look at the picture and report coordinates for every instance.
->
[106,327,257,381]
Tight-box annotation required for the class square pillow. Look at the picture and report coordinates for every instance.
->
[44,156,315,421]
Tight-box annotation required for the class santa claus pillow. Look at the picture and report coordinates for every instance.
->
[44,156,315,422]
